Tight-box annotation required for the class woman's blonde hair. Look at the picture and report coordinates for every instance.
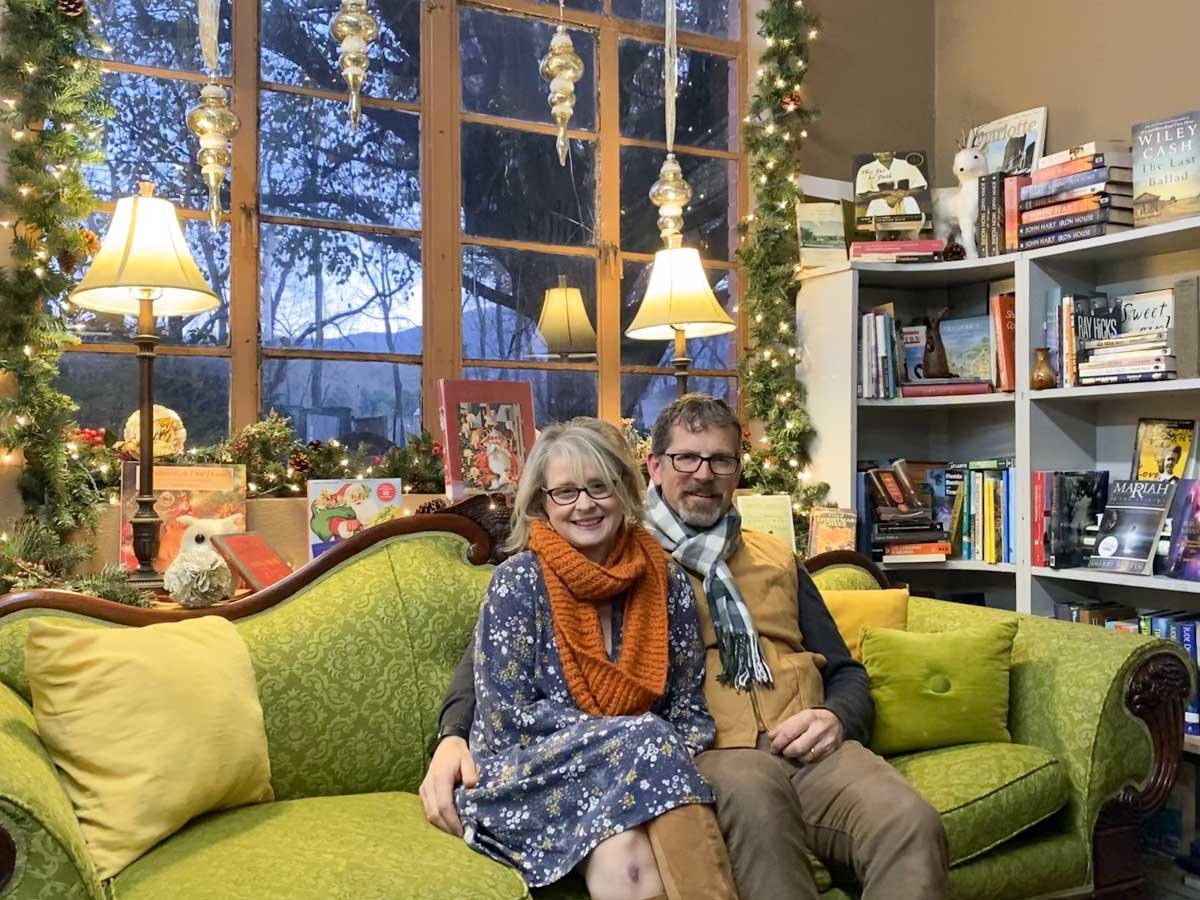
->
[504,417,646,552]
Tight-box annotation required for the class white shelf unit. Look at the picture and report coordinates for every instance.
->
[796,215,1200,615]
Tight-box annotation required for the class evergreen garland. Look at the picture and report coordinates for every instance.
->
[737,0,830,552]
[0,0,112,534]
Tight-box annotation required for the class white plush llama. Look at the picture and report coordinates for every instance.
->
[933,146,990,259]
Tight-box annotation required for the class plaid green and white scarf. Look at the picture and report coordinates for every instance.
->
[644,485,772,691]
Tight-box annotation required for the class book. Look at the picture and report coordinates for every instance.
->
[1084,330,1168,352]
[1131,418,1197,482]
[437,378,536,501]
[306,477,407,560]
[899,380,991,397]
[119,463,247,574]
[900,325,927,381]
[1048,471,1109,569]
[1038,140,1130,169]
[1019,167,1133,202]
[894,459,952,529]
[1078,371,1177,386]
[990,288,1016,391]
[881,552,947,564]
[866,468,923,514]
[1031,152,1133,183]
[852,151,934,238]
[1166,479,1200,581]
[1132,111,1200,227]
[1112,288,1176,346]
[806,507,857,555]
[796,201,848,269]
[737,494,797,548]
[1087,480,1176,575]
[1003,175,1030,252]
[1017,208,1133,238]
[1019,181,1132,212]
[966,106,1047,176]
[1020,194,1132,224]
[1077,359,1177,378]
[211,532,293,592]
[1018,222,1132,250]
[850,238,944,258]
[938,315,992,382]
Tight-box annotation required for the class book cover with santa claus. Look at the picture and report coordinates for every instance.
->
[305,477,405,559]
[438,379,536,502]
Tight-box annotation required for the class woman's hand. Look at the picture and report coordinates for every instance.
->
[419,736,479,837]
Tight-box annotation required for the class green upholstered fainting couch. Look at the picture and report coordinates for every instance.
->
[0,504,1190,900]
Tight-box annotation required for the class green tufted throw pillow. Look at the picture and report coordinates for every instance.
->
[861,619,1018,756]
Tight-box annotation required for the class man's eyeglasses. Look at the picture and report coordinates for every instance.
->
[663,453,740,476]
[542,481,615,506]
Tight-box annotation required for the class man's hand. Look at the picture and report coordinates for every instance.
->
[767,708,845,763]
[419,736,478,837]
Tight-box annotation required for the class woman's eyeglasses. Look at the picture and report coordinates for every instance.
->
[663,452,740,476]
[542,481,615,506]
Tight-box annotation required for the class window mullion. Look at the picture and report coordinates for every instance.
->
[596,21,622,422]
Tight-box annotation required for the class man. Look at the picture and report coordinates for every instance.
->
[421,395,948,899]
[854,150,929,195]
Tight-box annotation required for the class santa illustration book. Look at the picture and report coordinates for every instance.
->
[437,379,536,502]
[305,477,405,559]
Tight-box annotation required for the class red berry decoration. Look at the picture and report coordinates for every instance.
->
[781,91,800,113]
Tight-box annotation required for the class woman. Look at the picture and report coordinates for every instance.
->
[455,419,736,900]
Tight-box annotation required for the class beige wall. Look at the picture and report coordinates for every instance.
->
[748,0,936,183]
[935,0,1200,186]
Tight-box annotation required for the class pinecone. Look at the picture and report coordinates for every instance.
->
[943,241,966,262]
[287,451,311,475]
[56,250,77,274]
[58,0,85,17]
[781,91,800,113]
[80,228,100,256]
[416,497,448,515]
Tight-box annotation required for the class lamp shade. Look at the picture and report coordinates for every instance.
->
[70,186,220,316]
[537,281,596,356]
[625,246,735,341]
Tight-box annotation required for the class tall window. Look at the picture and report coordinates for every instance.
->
[60,0,744,448]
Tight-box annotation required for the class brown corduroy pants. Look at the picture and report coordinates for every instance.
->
[695,736,948,900]
[644,801,739,900]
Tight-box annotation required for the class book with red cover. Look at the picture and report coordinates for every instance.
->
[211,532,293,592]
[899,381,992,397]
[990,291,1016,391]
[850,238,945,257]
[1020,193,1127,224]
[437,378,537,501]
[1003,175,1030,252]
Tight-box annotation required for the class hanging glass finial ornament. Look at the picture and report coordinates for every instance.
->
[330,0,379,131]
[185,0,239,230]
[539,0,583,166]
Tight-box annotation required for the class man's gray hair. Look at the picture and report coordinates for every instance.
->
[649,393,743,457]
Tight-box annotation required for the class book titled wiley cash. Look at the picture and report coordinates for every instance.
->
[1087,480,1176,576]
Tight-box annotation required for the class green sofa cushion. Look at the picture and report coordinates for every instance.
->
[890,742,1069,866]
[108,792,530,900]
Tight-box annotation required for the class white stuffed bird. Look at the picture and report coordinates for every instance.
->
[163,514,243,608]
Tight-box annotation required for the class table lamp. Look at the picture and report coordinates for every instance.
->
[70,182,220,587]
[537,275,596,359]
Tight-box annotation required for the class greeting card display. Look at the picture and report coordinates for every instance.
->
[306,477,405,560]
[437,379,537,501]
[119,463,247,574]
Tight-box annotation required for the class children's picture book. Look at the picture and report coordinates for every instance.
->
[900,325,927,381]
[937,315,993,382]
[306,477,406,559]
[852,150,933,239]
[211,532,294,592]
[1087,480,1176,575]
[736,493,797,549]
[1132,110,1200,226]
[1131,418,1197,481]
[1049,471,1109,569]
[966,106,1048,176]
[806,507,857,556]
[1165,479,1200,581]
[437,379,537,501]
[119,463,247,574]
[795,201,848,269]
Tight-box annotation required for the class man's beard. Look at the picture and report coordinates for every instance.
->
[676,484,728,528]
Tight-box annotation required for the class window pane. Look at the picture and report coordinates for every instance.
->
[619,40,733,150]
[91,0,232,74]
[58,353,231,446]
[612,0,736,38]
[87,72,212,210]
[462,367,597,425]
[461,246,596,363]
[621,374,736,430]
[260,0,420,103]
[462,124,595,246]
[620,148,733,259]
[621,262,737,369]
[261,92,420,228]
[262,359,422,446]
[57,216,231,348]
[461,9,595,131]
[260,223,422,352]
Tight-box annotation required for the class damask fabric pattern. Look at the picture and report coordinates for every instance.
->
[107,792,531,900]
[888,741,1069,865]
[237,533,493,801]
[0,684,103,900]
[457,552,715,887]
[807,564,882,593]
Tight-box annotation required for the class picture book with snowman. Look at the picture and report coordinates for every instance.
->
[306,477,406,560]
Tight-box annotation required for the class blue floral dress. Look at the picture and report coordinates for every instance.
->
[455,550,715,887]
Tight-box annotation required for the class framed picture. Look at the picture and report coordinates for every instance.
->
[437,379,537,501]
[119,463,247,574]
[966,106,1047,177]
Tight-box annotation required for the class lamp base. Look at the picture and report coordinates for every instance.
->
[671,326,691,396]
[128,507,164,592]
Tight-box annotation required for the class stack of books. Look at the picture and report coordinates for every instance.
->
[863,466,948,563]
[1077,330,1176,385]
[1015,141,1133,250]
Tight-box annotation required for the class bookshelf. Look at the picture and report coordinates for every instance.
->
[797,214,1200,615]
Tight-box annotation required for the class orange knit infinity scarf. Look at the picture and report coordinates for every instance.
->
[529,520,670,717]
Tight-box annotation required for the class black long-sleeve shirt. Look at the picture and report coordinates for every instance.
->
[436,558,873,746]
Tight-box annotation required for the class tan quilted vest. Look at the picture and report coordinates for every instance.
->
[683,529,826,749]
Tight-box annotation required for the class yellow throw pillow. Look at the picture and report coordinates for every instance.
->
[818,588,909,661]
[26,616,274,879]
